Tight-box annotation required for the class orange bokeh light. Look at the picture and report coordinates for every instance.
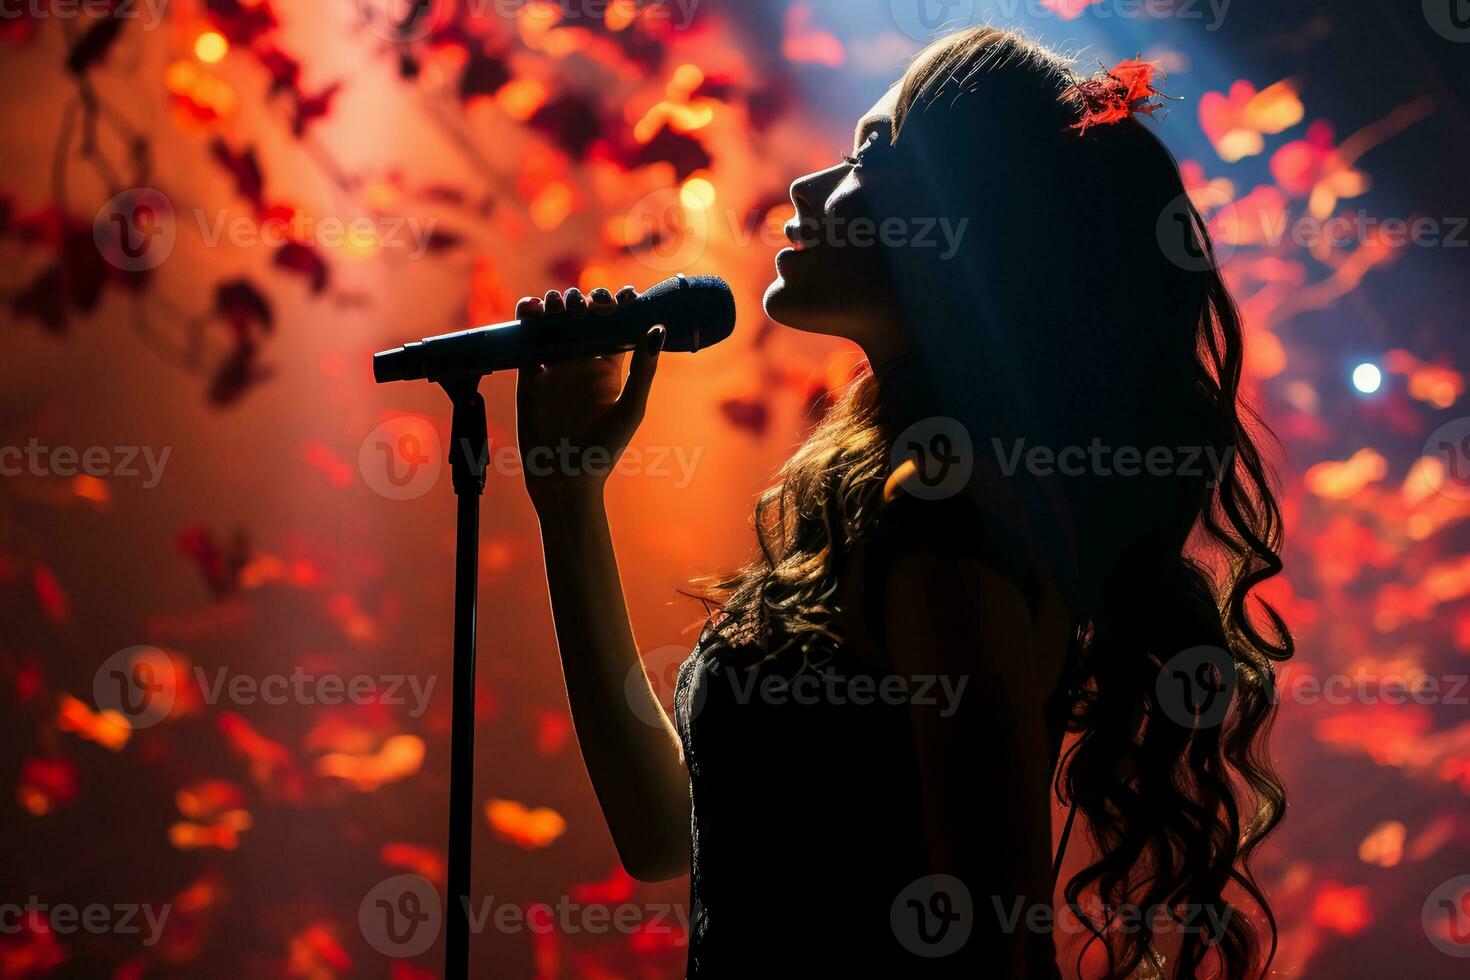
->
[194,31,229,64]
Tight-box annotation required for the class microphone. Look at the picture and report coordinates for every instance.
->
[374,274,736,383]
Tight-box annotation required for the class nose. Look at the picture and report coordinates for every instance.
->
[788,162,846,216]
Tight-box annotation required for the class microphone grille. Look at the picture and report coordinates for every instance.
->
[652,274,736,353]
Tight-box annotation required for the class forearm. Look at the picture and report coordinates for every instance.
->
[536,487,691,881]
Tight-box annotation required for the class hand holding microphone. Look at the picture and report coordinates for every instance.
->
[373,273,735,382]
[515,284,668,506]
[373,273,735,504]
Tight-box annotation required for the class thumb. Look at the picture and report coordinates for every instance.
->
[618,324,665,421]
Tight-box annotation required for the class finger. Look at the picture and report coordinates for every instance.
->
[602,289,638,362]
[618,325,665,421]
[527,292,560,371]
[564,288,588,316]
[516,295,544,320]
[589,287,615,313]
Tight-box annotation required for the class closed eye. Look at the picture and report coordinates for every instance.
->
[842,132,881,169]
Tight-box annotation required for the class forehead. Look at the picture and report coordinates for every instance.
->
[854,84,901,146]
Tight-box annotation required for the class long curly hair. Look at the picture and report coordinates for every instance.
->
[699,27,1292,980]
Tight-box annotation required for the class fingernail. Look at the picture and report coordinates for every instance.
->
[646,326,666,354]
[590,287,613,304]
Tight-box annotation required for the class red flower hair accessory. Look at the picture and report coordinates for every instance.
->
[1061,58,1170,135]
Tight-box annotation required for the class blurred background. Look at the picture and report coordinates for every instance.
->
[1,0,1468,976]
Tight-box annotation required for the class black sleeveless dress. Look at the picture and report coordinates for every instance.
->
[671,494,1067,978]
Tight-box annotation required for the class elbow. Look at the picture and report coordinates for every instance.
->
[616,838,688,883]
[624,862,686,884]
[621,854,688,884]
[601,765,691,883]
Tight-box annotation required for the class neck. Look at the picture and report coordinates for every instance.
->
[857,331,912,375]
[868,345,944,438]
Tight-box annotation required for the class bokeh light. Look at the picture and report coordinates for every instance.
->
[1353,361,1383,394]
[193,31,229,64]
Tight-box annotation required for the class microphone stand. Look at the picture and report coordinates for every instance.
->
[369,274,732,977]
[438,374,488,980]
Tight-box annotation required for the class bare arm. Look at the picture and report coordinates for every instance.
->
[517,285,690,882]
[882,546,1057,975]
[535,489,691,881]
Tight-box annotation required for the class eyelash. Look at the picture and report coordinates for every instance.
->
[842,134,879,169]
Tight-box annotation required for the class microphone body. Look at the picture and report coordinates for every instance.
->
[374,274,735,383]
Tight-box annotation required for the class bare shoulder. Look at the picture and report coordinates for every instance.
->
[863,481,1072,700]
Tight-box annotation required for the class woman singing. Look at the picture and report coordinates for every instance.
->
[516,27,1292,980]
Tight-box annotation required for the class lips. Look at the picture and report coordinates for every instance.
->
[784,217,818,252]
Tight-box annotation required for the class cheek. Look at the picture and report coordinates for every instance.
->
[814,185,890,268]
[823,175,867,225]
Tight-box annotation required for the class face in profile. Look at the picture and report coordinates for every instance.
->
[763,85,915,363]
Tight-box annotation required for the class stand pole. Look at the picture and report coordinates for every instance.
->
[440,375,488,980]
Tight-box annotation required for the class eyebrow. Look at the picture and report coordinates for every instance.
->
[853,114,894,151]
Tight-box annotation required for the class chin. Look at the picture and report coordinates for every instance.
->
[764,266,847,338]
[765,280,887,349]
[764,245,902,346]
[762,274,801,325]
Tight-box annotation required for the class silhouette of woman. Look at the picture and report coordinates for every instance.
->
[516,26,1292,980]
